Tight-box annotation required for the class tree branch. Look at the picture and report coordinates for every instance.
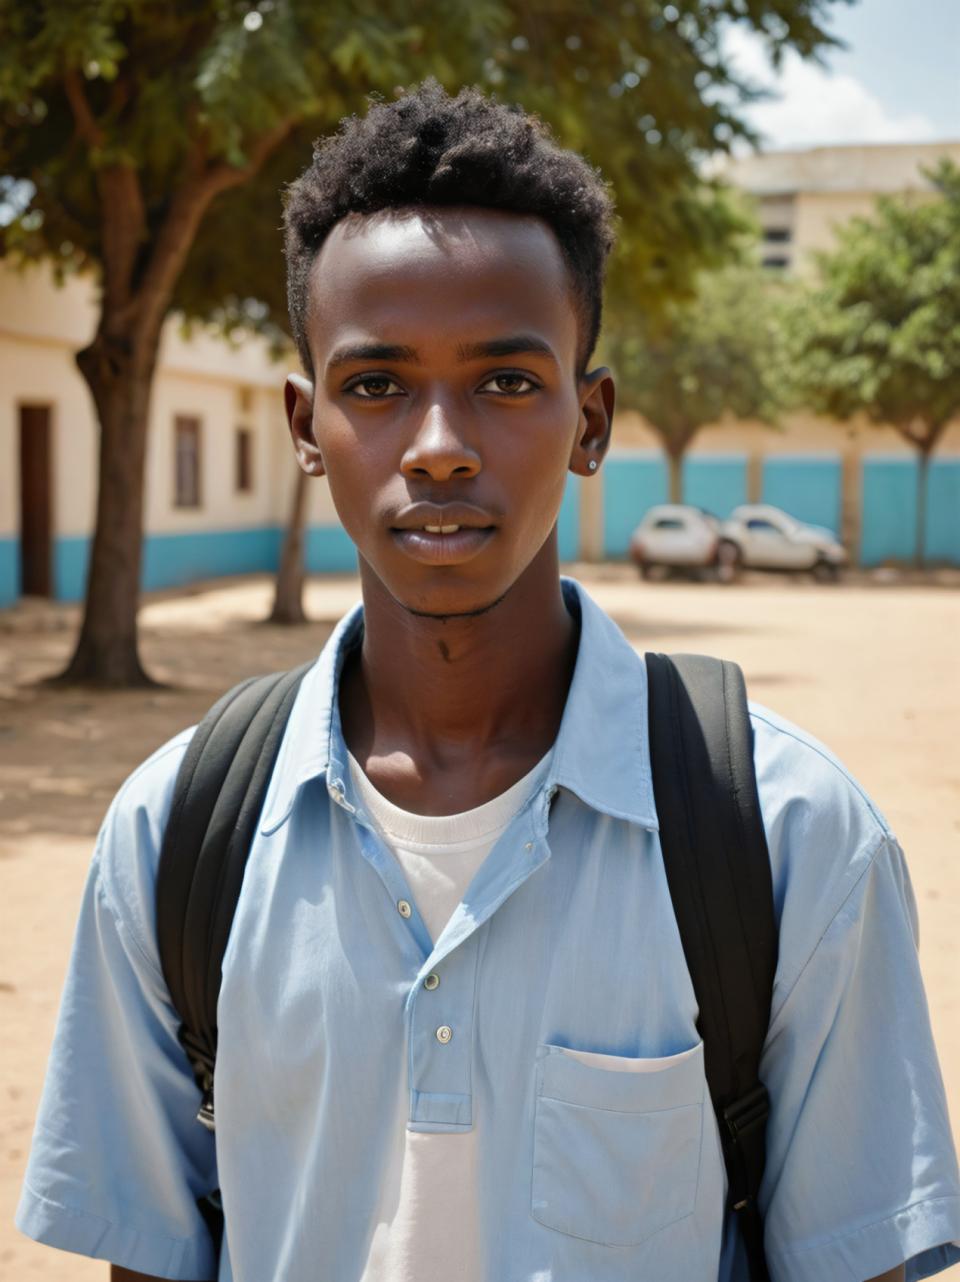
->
[896,415,941,453]
[63,68,105,149]
[203,117,300,197]
[99,165,147,321]
[128,117,299,356]
[64,68,146,321]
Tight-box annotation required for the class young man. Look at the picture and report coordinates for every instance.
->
[16,83,960,1282]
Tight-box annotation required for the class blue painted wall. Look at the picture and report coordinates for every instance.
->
[683,456,748,518]
[557,475,580,562]
[39,524,359,603]
[305,524,358,574]
[142,526,282,591]
[0,538,18,606]
[603,454,668,557]
[762,456,842,535]
[54,537,91,602]
[861,457,960,566]
[927,459,960,563]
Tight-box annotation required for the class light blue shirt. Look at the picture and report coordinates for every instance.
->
[17,577,960,1281]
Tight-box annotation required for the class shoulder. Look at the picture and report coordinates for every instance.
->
[92,727,197,975]
[748,702,900,1013]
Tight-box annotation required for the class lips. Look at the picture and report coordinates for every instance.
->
[389,502,498,565]
[391,526,495,566]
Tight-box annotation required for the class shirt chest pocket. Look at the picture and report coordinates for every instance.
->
[530,1041,705,1248]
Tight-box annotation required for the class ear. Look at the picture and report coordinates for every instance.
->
[570,366,615,477]
[284,374,325,477]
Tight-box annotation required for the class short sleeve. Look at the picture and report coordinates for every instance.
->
[760,833,960,1282]
[15,732,218,1281]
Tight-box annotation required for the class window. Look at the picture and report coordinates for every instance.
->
[746,518,779,532]
[236,427,253,494]
[761,255,789,271]
[653,518,685,530]
[174,416,202,508]
[762,227,791,244]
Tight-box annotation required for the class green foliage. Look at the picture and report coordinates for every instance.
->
[788,161,960,448]
[0,0,848,336]
[603,264,793,452]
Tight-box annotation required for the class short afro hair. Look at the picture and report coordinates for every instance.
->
[283,80,616,377]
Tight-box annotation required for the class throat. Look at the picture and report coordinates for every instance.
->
[338,578,580,807]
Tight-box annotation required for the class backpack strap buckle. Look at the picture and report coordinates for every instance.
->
[721,1083,770,1211]
[722,1083,769,1142]
[197,1085,216,1132]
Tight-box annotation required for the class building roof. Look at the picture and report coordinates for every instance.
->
[716,140,960,197]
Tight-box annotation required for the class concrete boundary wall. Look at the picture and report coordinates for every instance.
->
[862,457,960,566]
[600,452,960,565]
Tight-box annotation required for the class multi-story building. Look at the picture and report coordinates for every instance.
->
[724,140,960,276]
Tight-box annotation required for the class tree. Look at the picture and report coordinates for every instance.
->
[0,0,846,683]
[788,161,960,567]
[270,468,308,625]
[604,265,791,501]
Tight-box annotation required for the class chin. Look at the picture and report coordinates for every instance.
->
[380,567,514,621]
[403,593,509,621]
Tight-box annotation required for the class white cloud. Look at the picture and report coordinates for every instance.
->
[723,25,937,150]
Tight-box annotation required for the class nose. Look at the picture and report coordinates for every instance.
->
[400,397,481,482]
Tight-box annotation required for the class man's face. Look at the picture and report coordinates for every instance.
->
[285,206,612,618]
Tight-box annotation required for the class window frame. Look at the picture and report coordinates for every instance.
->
[235,426,254,495]
[173,415,202,510]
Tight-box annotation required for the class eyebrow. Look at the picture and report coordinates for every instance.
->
[456,335,557,363]
[324,333,558,375]
[326,342,420,372]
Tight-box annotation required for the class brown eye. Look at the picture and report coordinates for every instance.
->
[479,372,538,395]
[349,375,403,398]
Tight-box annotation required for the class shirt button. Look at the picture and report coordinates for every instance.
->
[424,973,440,991]
[436,1025,453,1044]
[397,899,412,918]
[524,842,534,851]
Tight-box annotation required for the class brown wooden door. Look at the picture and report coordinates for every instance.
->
[19,405,52,597]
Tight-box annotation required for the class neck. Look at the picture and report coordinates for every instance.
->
[340,551,578,774]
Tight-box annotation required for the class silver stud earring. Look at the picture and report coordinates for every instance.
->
[587,459,598,472]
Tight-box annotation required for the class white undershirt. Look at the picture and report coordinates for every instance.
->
[349,748,553,1282]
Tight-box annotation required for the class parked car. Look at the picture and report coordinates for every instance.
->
[720,505,848,580]
[629,505,741,582]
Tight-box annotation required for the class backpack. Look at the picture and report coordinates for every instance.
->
[156,652,776,1281]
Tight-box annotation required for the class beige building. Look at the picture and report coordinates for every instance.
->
[717,138,960,275]
[0,263,349,607]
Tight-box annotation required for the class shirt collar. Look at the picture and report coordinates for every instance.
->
[259,576,659,834]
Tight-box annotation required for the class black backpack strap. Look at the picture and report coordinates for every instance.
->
[156,660,313,1129]
[645,652,777,1282]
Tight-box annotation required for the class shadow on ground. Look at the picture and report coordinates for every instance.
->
[0,569,790,842]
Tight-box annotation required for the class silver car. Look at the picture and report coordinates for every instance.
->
[720,505,848,580]
[629,505,741,582]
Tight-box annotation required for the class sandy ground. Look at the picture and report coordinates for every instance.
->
[1,565,958,1280]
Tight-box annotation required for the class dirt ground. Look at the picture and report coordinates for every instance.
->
[1,565,958,1280]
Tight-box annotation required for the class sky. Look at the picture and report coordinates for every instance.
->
[726,0,960,150]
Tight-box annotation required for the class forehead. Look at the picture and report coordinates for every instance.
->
[306,206,578,368]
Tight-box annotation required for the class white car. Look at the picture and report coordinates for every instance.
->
[629,505,741,582]
[721,505,848,580]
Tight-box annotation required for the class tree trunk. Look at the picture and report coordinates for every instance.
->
[269,467,309,625]
[56,334,158,686]
[915,446,931,570]
[667,450,684,504]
